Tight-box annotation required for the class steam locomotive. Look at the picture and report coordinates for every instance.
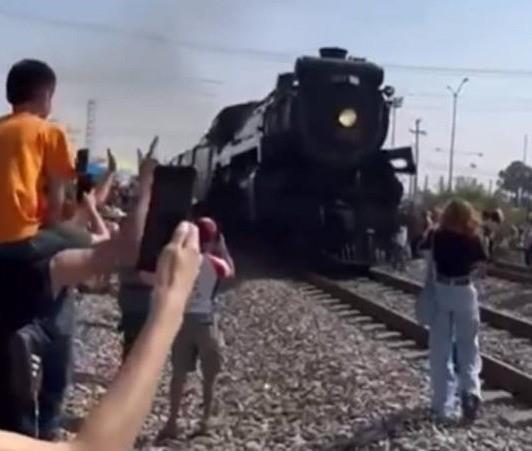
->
[174,47,416,267]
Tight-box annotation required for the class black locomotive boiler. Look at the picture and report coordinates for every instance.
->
[174,47,416,267]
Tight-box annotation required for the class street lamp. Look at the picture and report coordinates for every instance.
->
[447,77,469,190]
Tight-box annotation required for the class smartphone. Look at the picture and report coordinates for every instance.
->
[136,166,197,272]
[76,148,89,174]
[76,173,95,203]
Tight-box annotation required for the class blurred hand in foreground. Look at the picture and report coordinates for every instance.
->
[151,222,201,316]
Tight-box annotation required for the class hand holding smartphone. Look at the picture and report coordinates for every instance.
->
[136,166,197,273]
[75,148,89,174]
[75,148,93,203]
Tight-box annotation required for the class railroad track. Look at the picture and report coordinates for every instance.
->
[301,270,532,425]
[370,268,532,339]
[489,261,532,284]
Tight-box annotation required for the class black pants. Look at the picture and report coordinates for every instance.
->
[117,276,152,361]
[0,232,75,437]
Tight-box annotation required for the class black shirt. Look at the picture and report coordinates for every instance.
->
[421,229,487,277]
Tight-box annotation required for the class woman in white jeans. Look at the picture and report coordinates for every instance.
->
[421,199,487,421]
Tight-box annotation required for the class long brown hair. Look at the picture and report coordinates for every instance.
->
[439,198,481,237]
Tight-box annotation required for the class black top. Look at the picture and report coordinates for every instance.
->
[421,229,487,277]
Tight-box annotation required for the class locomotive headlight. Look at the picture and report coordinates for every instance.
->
[338,108,357,128]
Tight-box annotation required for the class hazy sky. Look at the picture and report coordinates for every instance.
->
[1,0,532,186]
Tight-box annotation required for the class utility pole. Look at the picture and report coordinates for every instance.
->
[447,77,469,191]
[390,96,403,147]
[409,118,427,200]
[524,134,528,164]
[85,99,96,152]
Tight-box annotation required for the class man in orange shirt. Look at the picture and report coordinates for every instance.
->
[0,59,75,250]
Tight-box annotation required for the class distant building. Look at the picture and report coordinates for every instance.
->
[455,176,479,189]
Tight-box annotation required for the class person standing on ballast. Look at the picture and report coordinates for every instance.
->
[420,199,487,422]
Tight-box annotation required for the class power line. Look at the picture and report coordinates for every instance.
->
[175,41,532,79]
[3,6,532,80]
[0,7,168,42]
[385,63,532,78]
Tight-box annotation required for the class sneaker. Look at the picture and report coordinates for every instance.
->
[461,393,481,422]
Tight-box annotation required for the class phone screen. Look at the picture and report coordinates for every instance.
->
[76,148,89,174]
[136,166,197,272]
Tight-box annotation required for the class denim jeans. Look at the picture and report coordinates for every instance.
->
[429,282,481,417]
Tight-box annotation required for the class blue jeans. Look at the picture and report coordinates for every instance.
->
[429,282,481,417]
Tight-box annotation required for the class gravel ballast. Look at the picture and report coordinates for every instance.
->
[65,264,532,450]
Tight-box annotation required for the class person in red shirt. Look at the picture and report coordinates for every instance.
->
[156,217,234,440]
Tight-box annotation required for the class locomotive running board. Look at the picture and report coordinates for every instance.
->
[384,146,416,174]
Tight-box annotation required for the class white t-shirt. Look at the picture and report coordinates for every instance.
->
[186,255,219,315]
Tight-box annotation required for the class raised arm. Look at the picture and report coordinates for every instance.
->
[81,191,111,245]
[71,223,200,451]
[48,148,158,296]
[93,149,116,207]
[0,223,201,451]
[213,234,235,277]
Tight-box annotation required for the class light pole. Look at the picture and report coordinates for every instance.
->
[524,134,528,164]
[447,77,469,191]
[409,118,427,199]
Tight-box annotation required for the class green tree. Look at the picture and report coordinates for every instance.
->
[498,161,532,206]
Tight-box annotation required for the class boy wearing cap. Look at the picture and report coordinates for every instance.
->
[157,217,234,439]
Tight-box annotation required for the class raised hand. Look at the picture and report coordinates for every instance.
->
[107,148,117,173]
[148,136,159,158]
[137,149,143,171]
[138,137,160,192]
[82,189,97,212]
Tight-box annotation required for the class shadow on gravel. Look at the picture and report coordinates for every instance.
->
[73,371,110,387]
[220,237,294,294]
[491,290,532,311]
[62,414,83,433]
[77,319,117,331]
[321,405,466,450]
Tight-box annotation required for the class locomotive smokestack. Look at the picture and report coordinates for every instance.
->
[319,47,348,59]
